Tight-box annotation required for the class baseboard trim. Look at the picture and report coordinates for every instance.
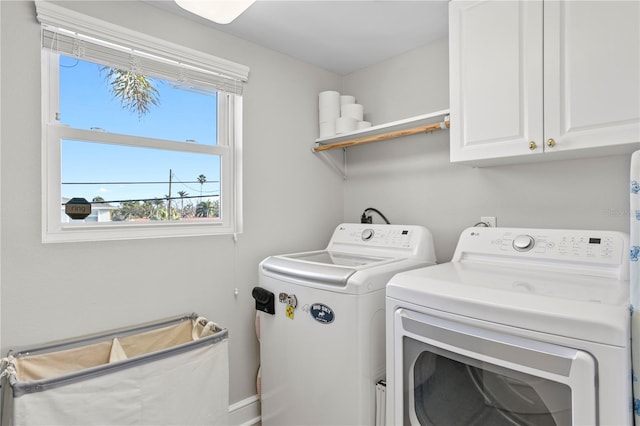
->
[229,394,261,426]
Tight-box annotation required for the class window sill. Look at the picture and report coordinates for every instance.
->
[43,221,237,243]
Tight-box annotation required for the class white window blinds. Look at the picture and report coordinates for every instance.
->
[36,1,249,95]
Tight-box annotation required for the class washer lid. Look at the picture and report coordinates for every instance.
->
[387,262,630,346]
[286,250,392,267]
[262,250,400,287]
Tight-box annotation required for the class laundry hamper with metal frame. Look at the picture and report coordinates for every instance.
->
[0,313,229,426]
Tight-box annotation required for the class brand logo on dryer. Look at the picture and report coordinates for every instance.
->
[310,303,335,324]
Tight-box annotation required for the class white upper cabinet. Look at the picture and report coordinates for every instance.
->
[544,1,639,153]
[449,0,640,166]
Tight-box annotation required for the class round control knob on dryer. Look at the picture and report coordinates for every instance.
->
[513,235,535,252]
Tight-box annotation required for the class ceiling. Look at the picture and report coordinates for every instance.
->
[147,1,449,75]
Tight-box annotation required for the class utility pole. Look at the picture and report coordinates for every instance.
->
[167,169,172,220]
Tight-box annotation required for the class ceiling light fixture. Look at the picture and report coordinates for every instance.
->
[175,0,256,25]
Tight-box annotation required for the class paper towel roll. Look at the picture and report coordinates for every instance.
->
[340,95,356,105]
[341,103,364,121]
[357,121,372,130]
[336,117,358,134]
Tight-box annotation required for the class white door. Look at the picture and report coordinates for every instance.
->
[392,309,597,426]
[449,0,544,163]
[543,0,640,153]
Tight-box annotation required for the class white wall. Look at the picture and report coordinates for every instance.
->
[342,38,631,262]
[0,0,343,405]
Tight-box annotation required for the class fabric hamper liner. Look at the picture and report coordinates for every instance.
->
[0,313,229,426]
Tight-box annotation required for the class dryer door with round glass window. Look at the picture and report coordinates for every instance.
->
[393,309,597,426]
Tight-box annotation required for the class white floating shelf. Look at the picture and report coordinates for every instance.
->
[313,109,450,152]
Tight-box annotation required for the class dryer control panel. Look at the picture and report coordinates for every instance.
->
[454,227,629,280]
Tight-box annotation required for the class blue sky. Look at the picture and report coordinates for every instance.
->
[59,55,220,205]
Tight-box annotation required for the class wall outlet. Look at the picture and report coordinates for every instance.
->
[481,216,497,227]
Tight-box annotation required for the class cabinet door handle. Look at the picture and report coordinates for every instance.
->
[547,138,556,148]
[528,141,538,151]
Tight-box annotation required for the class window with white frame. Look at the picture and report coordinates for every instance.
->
[36,1,248,243]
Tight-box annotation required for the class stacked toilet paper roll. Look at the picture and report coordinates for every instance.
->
[319,91,340,138]
[318,91,370,138]
[340,95,355,105]
[341,103,363,121]
[357,121,372,130]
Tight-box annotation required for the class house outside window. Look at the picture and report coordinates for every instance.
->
[60,197,117,223]
[36,1,249,243]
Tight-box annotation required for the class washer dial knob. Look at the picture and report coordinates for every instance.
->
[361,229,375,241]
[513,234,535,252]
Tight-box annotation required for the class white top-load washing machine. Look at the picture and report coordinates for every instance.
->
[386,227,631,426]
[255,223,437,426]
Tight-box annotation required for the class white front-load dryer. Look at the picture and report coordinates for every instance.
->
[255,223,437,426]
[386,227,631,426]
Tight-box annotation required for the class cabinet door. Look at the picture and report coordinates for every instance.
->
[449,0,544,164]
[544,1,640,153]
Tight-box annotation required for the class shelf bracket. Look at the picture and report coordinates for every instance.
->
[313,146,347,179]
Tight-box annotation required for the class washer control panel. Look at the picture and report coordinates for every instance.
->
[325,223,436,262]
[456,227,629,270]
[332,225,415,248]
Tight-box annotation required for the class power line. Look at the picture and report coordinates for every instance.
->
[62,193,219,206]
[62,169,219,206]
[62,180,220,185]
[171,171,208,193]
